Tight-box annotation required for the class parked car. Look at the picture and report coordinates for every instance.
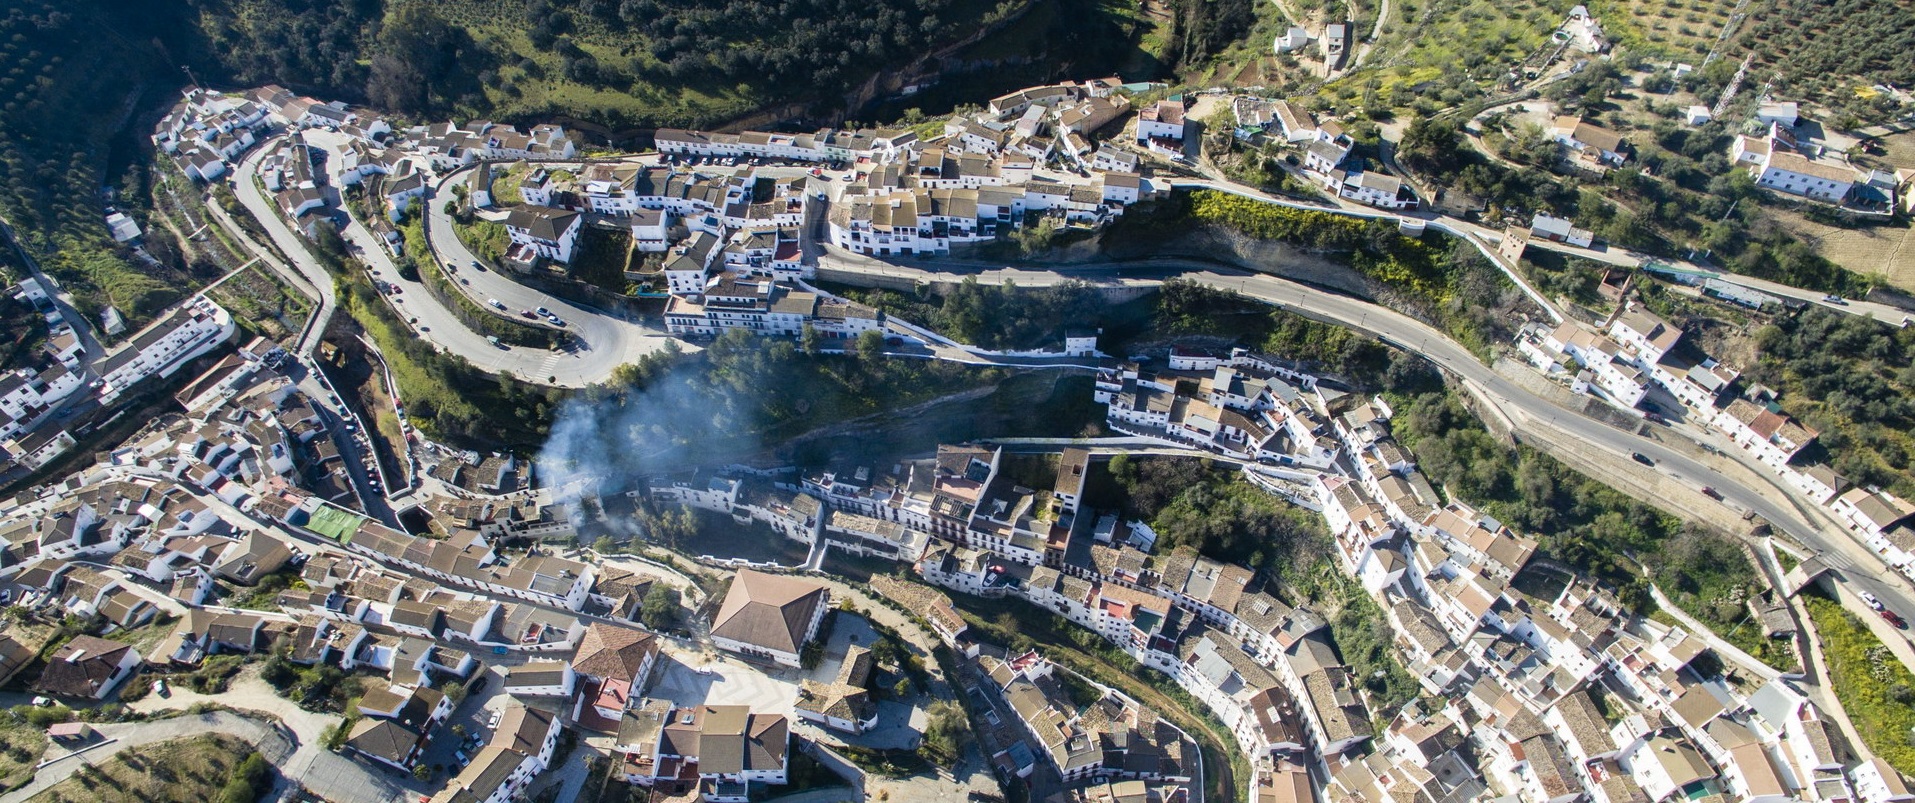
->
[1824,295,1848,305]
[536,306,551,316]
[471,260,486,272]
[1860,590,1885,611]
[1883,609,1907,629]
[547,316,566,327]
[1699,486,1722,500]
[1630,452,1655,466]
[488,299,506,310]
[487,709,503,729]
[521,310,537,319]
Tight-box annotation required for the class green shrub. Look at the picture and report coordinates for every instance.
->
[1807,595,1915,775]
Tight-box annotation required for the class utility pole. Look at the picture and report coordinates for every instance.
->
[181,65,202,91]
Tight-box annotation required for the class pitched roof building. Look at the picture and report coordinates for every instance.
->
[709,570,829,667]
[34,636,140,700]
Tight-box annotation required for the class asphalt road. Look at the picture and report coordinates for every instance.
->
[229,142,338,350]
[221,130,1915,644]
[1174,168,1907,327]
[233,131,673,388]
[414,159,687,386]
[813,246,1915,641]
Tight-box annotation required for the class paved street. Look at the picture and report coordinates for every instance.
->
[418,159,685,385]
[812,246,1915,660]
[231,132,665,389]
[227,143,338,356]
[121,670,422,803]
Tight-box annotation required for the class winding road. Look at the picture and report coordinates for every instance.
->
[210,126,1915,661]
[416,158,687,385]
[812,244,1915,651]
[233,132,682,389]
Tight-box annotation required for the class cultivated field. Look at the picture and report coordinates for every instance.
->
[1769,209,1915,291]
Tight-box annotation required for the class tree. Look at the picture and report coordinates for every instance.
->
[413,763,434,781]
[592,535,617,554]
[639,584,681,630]
[921,701,969,766]
[800,324,821,355]
[217,752,273,803]
[365,6,491,115]
[1400,116,1464,176]
[322,715,356,750]
[855,329,887,363]
[1008,217,1059,256]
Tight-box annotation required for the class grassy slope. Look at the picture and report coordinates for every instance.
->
[1806,595,1915,776]
[33,733,257,803]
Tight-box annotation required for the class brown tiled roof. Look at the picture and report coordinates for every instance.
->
[572,623,658,681]
[711,570,826,655]
[35,636,133,698]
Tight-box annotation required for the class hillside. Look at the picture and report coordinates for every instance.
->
[0,0,1173,334]
[1739,0,1915,125]
[0,0,203,328]
[173,0,1019,129]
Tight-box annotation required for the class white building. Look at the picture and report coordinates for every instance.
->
[1332,171,1417,209]
[1756,101,1800,128]
[434,706,562,803]
[98,297,236,405]
[1137,101,1187,152]
[1851,757,1915,803]
[503,661,577,698]
[617,701,791,801]
[503,208,583,265]
[1551,115,1628,166]
[1753,150,1856,203]
[1732,130,1857,203]
[709,570,828,667]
